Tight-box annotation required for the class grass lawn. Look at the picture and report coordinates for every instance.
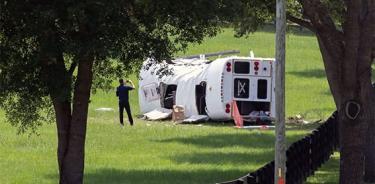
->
[0,27,339,183]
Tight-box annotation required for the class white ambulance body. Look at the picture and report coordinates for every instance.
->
[138,54,276,121]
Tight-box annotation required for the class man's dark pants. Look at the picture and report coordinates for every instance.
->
[119,100,133,125]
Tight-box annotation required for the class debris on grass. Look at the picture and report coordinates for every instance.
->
[95,107,114,111]
[287,114,322,125]
[287,114,309,124]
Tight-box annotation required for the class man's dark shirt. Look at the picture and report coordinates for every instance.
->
[116,85,134,102]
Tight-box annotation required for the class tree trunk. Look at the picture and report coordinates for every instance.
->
[316,32,373,183]
[41,51,76,183]
[364,100,375,182]
[50,56,94,184]
[59,58,93,184]
[315,35,342,108]
[52,100,72,184]
[337,62,371,184]
[363,75,375,183]
[363,0,375,180]
[294,1,375,183]
[338,108,367,184]
[365,100,375,182]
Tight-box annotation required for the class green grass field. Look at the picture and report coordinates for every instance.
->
[0,28,339,183]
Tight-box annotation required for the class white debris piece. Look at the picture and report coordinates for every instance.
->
[182,115,209,123]
[143,108,172,120]
[95,108,114,111]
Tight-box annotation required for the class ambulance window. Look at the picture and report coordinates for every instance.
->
[142,83,160,102]
[234,78,249,98]
[234,62,250,74]
[195,81,207,115]
[257,79,267,99]
[163,85,177,109]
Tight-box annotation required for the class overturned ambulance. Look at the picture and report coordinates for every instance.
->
[139,51,276,122]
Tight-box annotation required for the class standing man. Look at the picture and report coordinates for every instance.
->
[116,79,135,126]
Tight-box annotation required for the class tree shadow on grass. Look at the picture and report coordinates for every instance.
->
[155,132,277,149]
[169,152,273,166]
[156,131,312,150]
[288,69,326,78]
[77,153,336,184]
[46,168,252,184]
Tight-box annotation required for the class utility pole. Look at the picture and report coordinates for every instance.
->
[275,0,286,183]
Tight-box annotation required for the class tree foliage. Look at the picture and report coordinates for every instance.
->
[0,0,230,132]
[231,0,348,36]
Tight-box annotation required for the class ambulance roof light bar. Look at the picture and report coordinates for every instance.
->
[177,50,240,59]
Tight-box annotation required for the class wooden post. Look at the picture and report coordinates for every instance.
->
[275,0,286,183]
